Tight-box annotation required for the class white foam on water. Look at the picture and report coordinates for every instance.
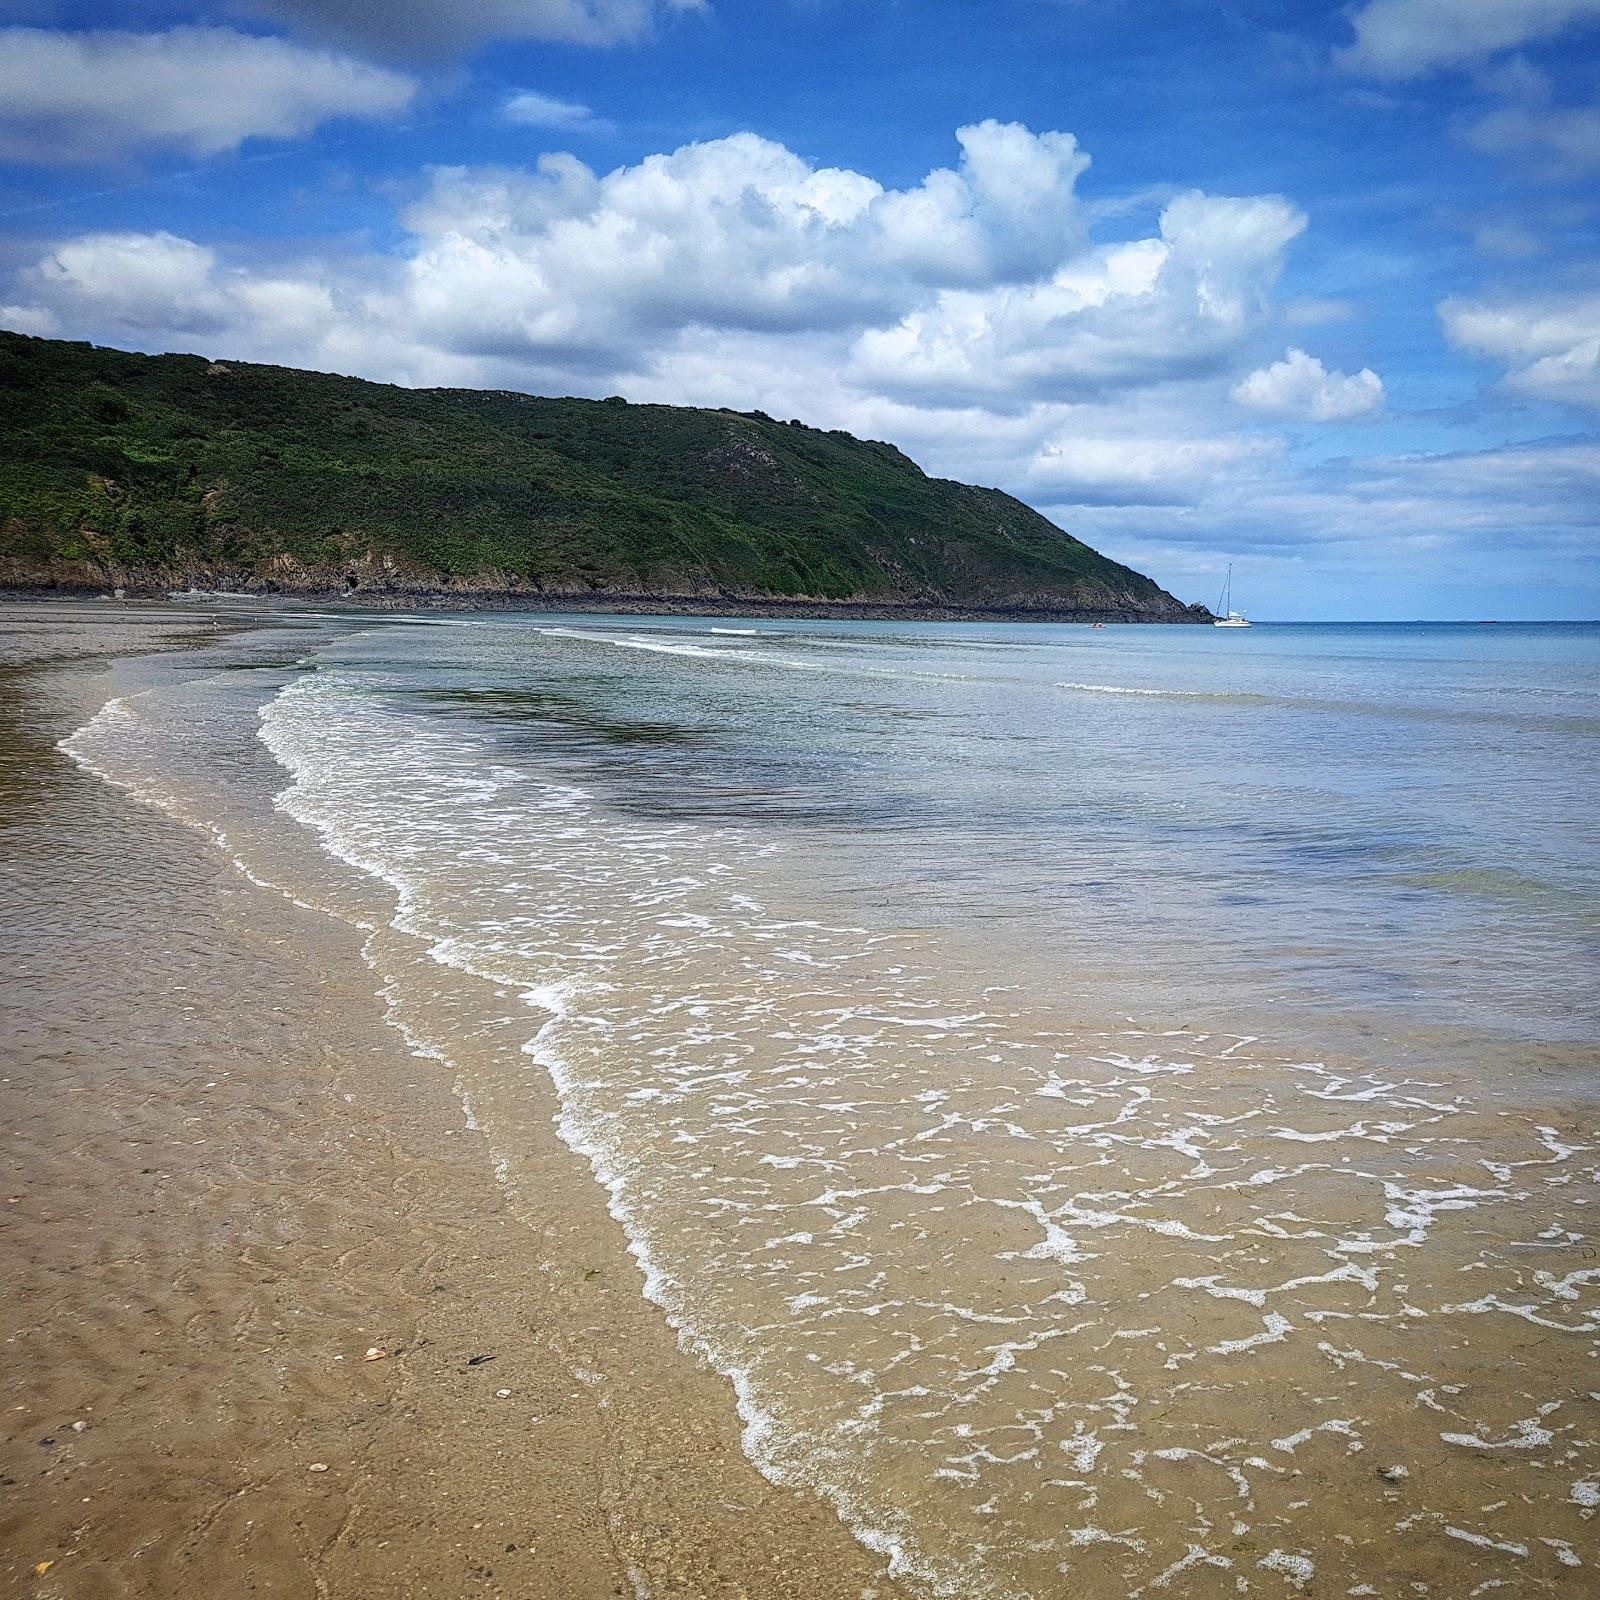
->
[1214,1312,1296,1355]
[1055,682,1207,699]
[1445,1528,1528,1558]
[1174,1265,1375,1309]
[59,686,378,932]
[1439,1413,1556,1452]
[1258,1550,1315,1586]
[1270,1420,1360,1455]
[541,625,975,684]
[1129,1544,1233,1595]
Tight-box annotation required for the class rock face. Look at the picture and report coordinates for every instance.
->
[0,331,1207,621]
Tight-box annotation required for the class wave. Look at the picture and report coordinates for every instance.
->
[1055,680,1227,699]
[541,626,974,683]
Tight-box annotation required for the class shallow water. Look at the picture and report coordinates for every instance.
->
[64,614,1600,1597]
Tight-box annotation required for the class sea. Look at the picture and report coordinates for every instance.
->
[65,614,1600,1597]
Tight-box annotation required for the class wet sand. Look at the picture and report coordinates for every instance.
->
[0,603,904,1599]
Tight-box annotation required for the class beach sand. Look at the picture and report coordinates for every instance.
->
[0,602,903,1600]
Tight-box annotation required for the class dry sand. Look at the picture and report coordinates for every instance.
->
[0,602,905,1600]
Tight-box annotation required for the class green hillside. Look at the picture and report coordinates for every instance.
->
[0,331,1202,619]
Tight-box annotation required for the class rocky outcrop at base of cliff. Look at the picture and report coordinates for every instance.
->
[0,552,1212,623]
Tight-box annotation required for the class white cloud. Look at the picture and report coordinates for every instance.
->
[1442,292,1600,410]
[9,231,356,375]
[1,123,1298,407]
[1464,102,1600,173]
[1231,348,1384,421]
[0,25,414,161]
[0,121,1337,538]
[847,192,1306,406]
[22,233,235,332]
[0,302,58,337]
[0,123,1099,376]
[389,121,1094,366]
[1340,0,1600,78]
[251,0,704,55]
[1021,432,1280,505]
[1456,57,1600,175]
[503,91,607,131]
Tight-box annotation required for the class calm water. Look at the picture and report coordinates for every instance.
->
[67,615,1600,1597]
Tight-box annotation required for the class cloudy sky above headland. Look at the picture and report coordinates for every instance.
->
[2,1,1598,618]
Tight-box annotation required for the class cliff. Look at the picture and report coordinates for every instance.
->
[0,332,1205,621]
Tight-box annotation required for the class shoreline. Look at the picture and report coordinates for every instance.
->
[0,601,909,1599]
[0,581,1212,625]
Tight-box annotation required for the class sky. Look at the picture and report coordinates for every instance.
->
[1,2,1598,619]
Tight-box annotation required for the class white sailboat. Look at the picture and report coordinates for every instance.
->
[1213,564,1251,628]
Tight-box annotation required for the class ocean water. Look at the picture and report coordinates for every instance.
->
[66,615,1600,1596]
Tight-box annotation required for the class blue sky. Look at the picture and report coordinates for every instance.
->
[2,1,1597,618]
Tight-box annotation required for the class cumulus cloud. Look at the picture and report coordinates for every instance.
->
[847,192,1306,407]
[249,0,704,55]
[21,233,232,333]
[390,121,1095,366]
[1231,348,1384,421]
[503,91,607,130]
[0,302,58,337]
[0,25,414,161]
[8,124,1597,612]
[12,232,352,357]
[0,120,1309,423]
[0,122,1102,371]
[1442,292,1600,410]
[1340,0,1600,78]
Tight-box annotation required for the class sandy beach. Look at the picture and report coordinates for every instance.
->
[0,601,905,1600]
[5,598,1598,1600]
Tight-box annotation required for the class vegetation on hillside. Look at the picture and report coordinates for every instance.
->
[0,331,1199,617]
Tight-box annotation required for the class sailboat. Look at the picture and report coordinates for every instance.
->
[1213,564,1251,628]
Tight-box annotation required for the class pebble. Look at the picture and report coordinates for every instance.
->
[1379,1465,1409,1483]
[496,1389,512,1399]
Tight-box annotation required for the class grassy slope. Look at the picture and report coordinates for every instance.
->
[0,332,1198,617]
